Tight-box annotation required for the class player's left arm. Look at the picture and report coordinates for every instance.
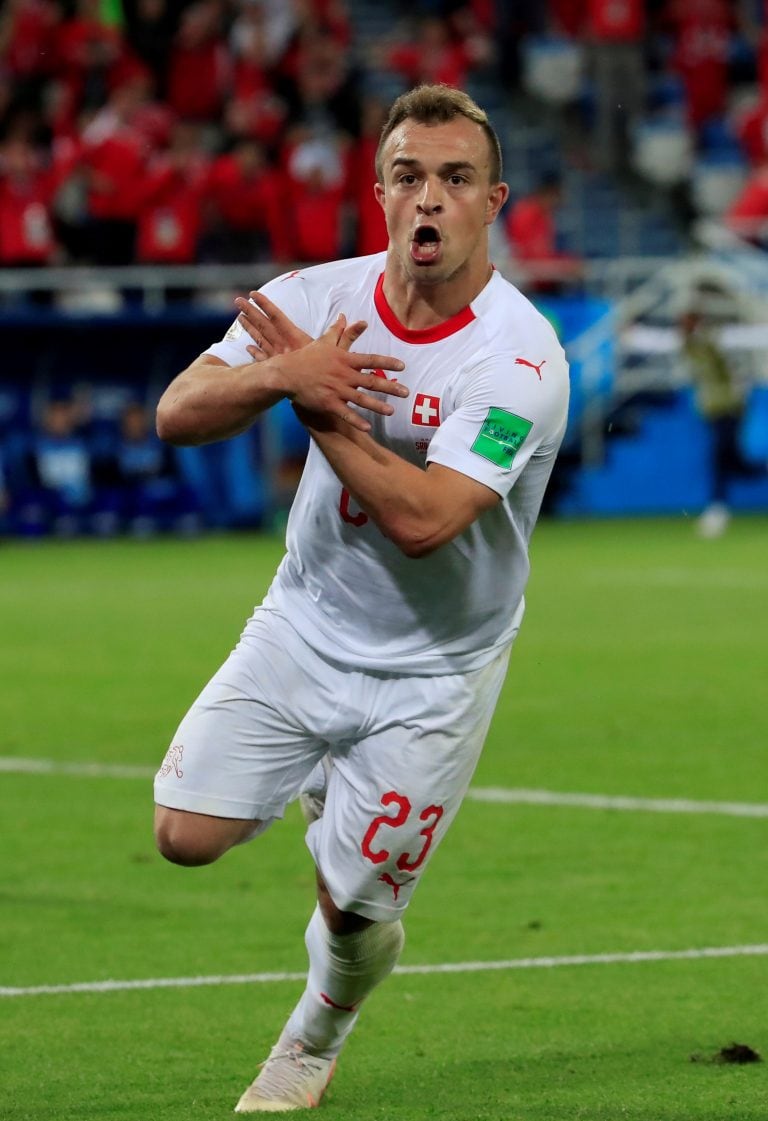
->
[299,339,569,557]
[295,414,500,557]
[241,292,497,553]
[248,292,569,557]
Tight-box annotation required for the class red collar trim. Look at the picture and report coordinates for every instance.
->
[374,273,476,344]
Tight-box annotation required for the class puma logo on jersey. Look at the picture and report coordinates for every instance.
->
[379,872,416,900]
[280,270,303,281]
[515,357,546,380]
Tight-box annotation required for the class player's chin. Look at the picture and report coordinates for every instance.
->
[405,257,447,283]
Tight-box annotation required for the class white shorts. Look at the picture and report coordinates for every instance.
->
[155,607,511,922]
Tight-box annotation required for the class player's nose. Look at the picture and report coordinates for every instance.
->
[416,178,444,214]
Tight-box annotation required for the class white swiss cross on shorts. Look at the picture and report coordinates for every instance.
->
[411,393,441,427]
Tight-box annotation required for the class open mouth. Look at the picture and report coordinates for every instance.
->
[411,225,442,264]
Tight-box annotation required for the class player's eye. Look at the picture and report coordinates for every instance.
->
[400,174,417,185]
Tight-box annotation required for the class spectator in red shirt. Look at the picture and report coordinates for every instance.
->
[664,0,733,133]
[223,87,287,149]
[276,0,352,86]
[203,137,279,262]
[224,2,287,148]
[55,0,126,112]
[505,172,583,291]
[0,0,61,87]
[229,0,272,98]
[548,0,583,37]
[166,0,230,125]
[310,0,352,49]
[279,135,347,263]
[136,121,211,264]
[0,136,58,265]
[381,15,488,90]
[76,81,155,263]
[350,97,388,257]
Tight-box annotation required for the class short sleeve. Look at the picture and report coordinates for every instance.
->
[204,271,315,368]
[426,347,569,498]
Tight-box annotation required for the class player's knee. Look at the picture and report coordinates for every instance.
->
[155,822,221,866]
[154,810,232,866]
[317,874,373,934]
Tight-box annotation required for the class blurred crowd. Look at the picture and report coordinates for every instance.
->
[4,1,768,270]
[515,0,768,246]
[0,383,313,535]
[4,0,768,538]
[0,393,197,536]
[0,0,500,268]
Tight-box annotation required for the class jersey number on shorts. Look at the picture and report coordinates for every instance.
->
[361,791,444,872]
[339,487,368,527]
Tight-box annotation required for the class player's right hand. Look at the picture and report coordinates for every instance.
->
[236,292,408,433]
[236,291,313,357]
[236,290,372,361]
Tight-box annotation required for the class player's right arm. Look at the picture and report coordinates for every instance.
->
[155,319,407,446]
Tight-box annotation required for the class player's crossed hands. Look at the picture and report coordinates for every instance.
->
[234,290,408,433]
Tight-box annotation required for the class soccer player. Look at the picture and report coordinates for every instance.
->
[153,84,569,1112]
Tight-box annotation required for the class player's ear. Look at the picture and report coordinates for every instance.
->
[485,181,509,226]
[374,182,386,211]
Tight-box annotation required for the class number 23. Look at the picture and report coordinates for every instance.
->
[361,791,444,872]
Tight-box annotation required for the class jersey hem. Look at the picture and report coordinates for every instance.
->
[153,783,285,822]
[204,340,248,368]
[426,446,509,497]
[266,591,518,676]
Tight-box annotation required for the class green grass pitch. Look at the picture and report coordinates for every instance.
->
[2,517,767,1120]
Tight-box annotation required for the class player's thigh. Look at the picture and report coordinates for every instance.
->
[308,647,511,922]
[154,608,332,823]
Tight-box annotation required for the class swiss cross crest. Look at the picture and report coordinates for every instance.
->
[411,393,441,427]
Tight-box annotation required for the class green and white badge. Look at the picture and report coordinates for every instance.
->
[470,408,533,469]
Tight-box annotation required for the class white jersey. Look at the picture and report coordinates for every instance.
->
[207,252,569,675]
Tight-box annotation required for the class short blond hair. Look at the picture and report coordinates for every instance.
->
[375,84,503,185]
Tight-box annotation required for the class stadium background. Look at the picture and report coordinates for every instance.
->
[2,3,768,1120]
[2,0,768,534]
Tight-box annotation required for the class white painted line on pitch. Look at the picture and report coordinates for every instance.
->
[587,567,768,590]
[0,757,155,779]
[2,757,768,819]
[467,787,768,819]
[3,944,767,999]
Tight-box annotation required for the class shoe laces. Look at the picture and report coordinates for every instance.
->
[255,1041,327,1099]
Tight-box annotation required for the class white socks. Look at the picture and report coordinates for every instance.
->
[285,905,405,1059]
